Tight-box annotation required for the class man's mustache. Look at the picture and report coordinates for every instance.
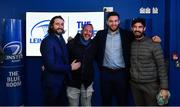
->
[57,28,65,34]
[134,31,141,33]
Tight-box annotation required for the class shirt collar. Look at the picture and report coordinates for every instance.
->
[108,29,119,35]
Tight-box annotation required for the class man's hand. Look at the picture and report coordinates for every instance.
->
[71,59,81,71]
[160,89,169,99]
[152,36,161,43]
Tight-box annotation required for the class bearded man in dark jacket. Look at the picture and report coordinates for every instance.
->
[66,24,97,106]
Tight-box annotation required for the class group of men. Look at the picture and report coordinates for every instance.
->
[40,12,169,106]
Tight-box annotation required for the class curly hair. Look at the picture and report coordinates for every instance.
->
[48,15,64,35]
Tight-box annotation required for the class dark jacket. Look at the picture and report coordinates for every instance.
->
[67,33,97,89]
[94,28,133,70]
[130,36,168,89]
[40,34,71,96]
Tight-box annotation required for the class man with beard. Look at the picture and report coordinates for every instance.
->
[66,24,96,106]
[94,12,160,106]
[94,12,133,106]
[130,18,169,106]
[40,16,81,106]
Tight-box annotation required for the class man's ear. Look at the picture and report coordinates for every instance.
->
[144,27,146,31]
[131,27,133,31]
[106,21,108,25]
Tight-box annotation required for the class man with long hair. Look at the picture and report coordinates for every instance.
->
[40,16,81,106]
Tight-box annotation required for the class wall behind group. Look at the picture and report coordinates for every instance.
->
[1,0,178,106]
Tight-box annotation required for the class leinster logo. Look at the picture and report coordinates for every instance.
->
[30,20,50,44]
[3,41,23,62]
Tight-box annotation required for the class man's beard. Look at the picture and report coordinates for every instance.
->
[54,28,65,35]
[108,25,119,32]
[134,31,144,39]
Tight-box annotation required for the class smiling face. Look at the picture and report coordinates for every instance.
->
[82,24,93,41]
[107,15,120,32]
[52,18,65,35]
[131,22,146,39]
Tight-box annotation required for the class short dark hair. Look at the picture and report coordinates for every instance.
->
[48,15,64,34]
[131,18,146,27]
[107,12,120,20]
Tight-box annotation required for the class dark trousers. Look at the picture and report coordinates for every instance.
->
[42,73,68,106]
[100,69,129,106]
[43,83,68,106]
[130,81,159,106]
